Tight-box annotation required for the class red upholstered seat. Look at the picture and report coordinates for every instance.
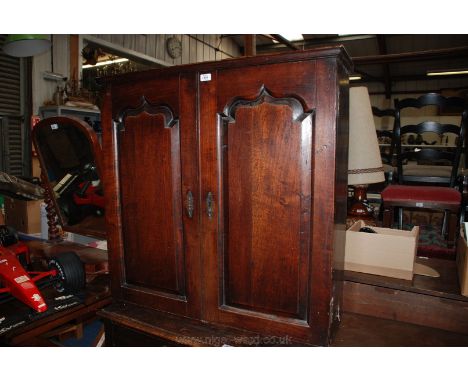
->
[381,185,461,205]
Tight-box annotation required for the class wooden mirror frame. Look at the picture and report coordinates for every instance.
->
[32,116,106,239]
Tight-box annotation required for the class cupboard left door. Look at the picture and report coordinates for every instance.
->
[102,73,202,318]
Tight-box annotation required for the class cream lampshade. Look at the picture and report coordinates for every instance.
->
[348,86,385,221]
[348,86,385,185]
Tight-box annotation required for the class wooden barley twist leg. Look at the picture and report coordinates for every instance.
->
[41,172,62,243]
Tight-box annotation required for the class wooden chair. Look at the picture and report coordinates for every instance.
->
[381,93,468,247]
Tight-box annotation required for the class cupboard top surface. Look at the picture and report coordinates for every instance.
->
[98,45,352,87]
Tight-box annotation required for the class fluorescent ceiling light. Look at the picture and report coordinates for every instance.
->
[280,33,303,42]
[427,69,468,77]
[82,57,129,69]
[268,34,279,44]
[349,75,362,81]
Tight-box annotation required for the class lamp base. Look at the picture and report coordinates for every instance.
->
[347,184,376,227]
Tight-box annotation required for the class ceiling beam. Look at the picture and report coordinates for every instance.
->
[354,46,468,65]
[377,35,392,99]
[257,34,378,53]
[244,35,256,56]
[369,86,468,96]
[353,72,468,84]
[354,68,382,83]
[303,34,378,44]
[69,34,80,84]
[257,40,468,69]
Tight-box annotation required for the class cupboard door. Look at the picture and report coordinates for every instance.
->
[200,61,338,342]
[219,92,312,318]
[104,74,201,318]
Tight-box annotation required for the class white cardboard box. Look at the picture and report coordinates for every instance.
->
[456,227,468,297]
[345,220,419,280]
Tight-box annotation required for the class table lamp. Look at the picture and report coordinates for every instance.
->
[348,86,385,223]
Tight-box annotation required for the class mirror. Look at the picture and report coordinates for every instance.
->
[32,116,106,239]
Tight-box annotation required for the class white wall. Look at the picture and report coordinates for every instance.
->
[89,34,240,66]
[32,35,69,115]
[31,34,241,115]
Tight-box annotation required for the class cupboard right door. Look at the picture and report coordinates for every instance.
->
[199,59,341,344]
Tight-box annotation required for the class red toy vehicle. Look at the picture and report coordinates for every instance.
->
[0,225,85,313]
[73,179,105,212]
[57,163,105,225]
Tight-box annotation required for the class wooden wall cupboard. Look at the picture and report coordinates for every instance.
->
[99,47,352,346]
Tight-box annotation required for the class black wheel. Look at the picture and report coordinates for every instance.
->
[48,251,85,293]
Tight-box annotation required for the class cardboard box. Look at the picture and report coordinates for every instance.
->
[4,197,42,234]
[32,156,42,178]
[345,220,419,280]
[456,228,468,297]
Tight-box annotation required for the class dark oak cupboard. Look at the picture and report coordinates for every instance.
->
[99,47,352,346]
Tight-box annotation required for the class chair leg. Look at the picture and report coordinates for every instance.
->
[398,207,403,229]
[383,206,394,228]
[441,211,448,237]
[447,211,458,248]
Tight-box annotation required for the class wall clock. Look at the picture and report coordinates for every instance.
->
[166,37,182,59]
